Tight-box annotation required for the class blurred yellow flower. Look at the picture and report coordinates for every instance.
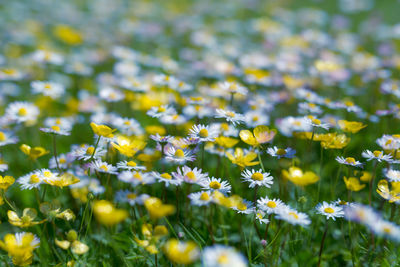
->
[239,125,276,147]
[163,239,200,265]
[343,176,365,192]
[93,200,128,226]
[282,167,319,186]
[53,24,83,45]
[318,133,350,149]
[376,180,400,203]
[20,144,49,161]
[338,120,367,134]
[44,172,80,187]
[0,175,15,191]
[215,136,239,148]
[144,197,175,220]
[0,232,40,266]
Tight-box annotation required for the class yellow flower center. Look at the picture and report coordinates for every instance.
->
[55,118,62,124]
[200,192,210,201]
[217,254,229,264]
[324,207,334,214]
[251,172,264,181]
[100,165,108,171]
[174,149,185,158]
[209,181,221,189]
[18,108,27,116]
[44,83,52,89]
[2,69,16,75]
[0,132,5,141]
[158,106,166,112]
[123,121,131,125]
[267,201,277,208]
[276,148,286,155]
[386,139,392,145]
[312,118,321,125]
[133,173,142,180]
[226,111,235,117]
[86,146,95,155]
[345,157,356,164]
[186,171,196,181]
[252,116,259,122]
[59,158,66,164]
[127,161,137,167]
[127,193,137,200]
[30,174,40,184]
[383,227,392,234]
[373,151,382,157]
[221,123,229,131]
[237,203,247,211]
[160,173,172,180]
[43,171,52,178]
[288,212,299,220]
[199,128,209,138]
[51,125,60,132]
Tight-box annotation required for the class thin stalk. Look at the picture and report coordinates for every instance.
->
[258,152,265,172]
[317,223,328,267]
[52,134,61,172]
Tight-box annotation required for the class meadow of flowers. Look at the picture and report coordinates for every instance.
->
[1,0,400,266]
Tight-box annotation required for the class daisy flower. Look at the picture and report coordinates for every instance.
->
[255,210,270,224]
[371,219,400,242]
[31,49,63,64]
[18,171,43,190]
[89,160,118,174]
[165,146,196,164]
[257,197,286,214]
[385,169,400,182]
[215,109,245,126]
[172,166,208,184]
[99,87,125,102]
[276,207,311,226]
[189,124,218,142]
[72,144,106,161]
[49,153,72,169]
[315,201,345,220]
[40,125,71,136]
[150,134,173,144]
[5,101,40,123]
[361,150,392,162]
[37,169,59,183]
[116,160,146,171]
[241,169,274,188]
[232,199,255,214]
[336,156,363,167]
[267,146,296,159]
[160,114,187,125]
[305,116,330,130]
[115,190,149,206]
[151,172,181,187]
[218,81,248,96]
[31,81,65,99]
[0,130,18,147]
[202,245,247,267]
[201,177,231,194]
[147,105,176,118]
[376,135,400,150]
[118,171,155,186]
[188,191,213,206]
[243,110,270,128]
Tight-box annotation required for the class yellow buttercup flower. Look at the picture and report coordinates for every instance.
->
[318,133,350,149]
[376,180,400,203]
[0,232,40,266]
[215,136,239,148]
[338,120,367,134]
[0,175,15,191]
[239,125,276,147]
[343,176,365,192]
[163,239,200,265]
[282,167,319,186]
[226,148,259,169]
[112,135,146,157]
[93,200,128,226]
[8,208,46,228]
[90,122,116,138]
[144,197,175,220]
[20,144,49,161]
